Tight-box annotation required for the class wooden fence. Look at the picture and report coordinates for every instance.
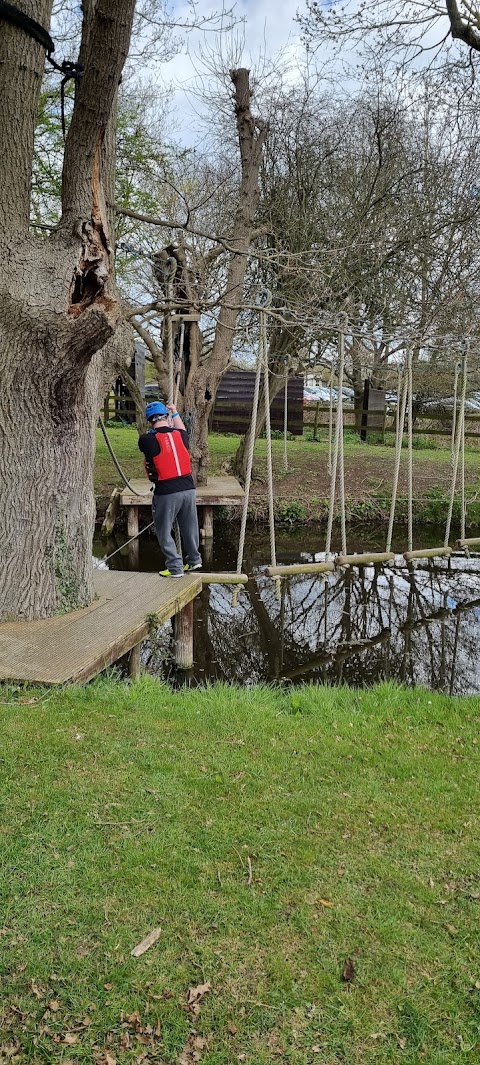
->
[304,402,480,442]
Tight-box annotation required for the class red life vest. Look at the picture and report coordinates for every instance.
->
[148,428,192,481]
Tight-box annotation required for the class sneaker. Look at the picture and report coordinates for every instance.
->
[159,569,183,579]
[184,562,202,572]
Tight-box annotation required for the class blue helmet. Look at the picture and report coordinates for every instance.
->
[146,401,169,421]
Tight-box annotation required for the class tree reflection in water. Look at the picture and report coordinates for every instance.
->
[144,557,480,695]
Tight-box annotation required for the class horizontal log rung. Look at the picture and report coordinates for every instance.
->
[200,573,248,584]
[455,537,480,548]
[266,561,335,577]
[403,546,452,561]
[336,552,395,567]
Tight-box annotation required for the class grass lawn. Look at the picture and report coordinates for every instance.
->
[95,428,480,525]
[1,679,480,1063]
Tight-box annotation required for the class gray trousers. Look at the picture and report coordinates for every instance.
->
[152,490,202,575]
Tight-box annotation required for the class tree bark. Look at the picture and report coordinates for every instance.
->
[183,69,267,484]
[0,0,136,621]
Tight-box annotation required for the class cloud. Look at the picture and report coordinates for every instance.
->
[159,0,305,144]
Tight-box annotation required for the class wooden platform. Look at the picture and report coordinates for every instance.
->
[119,475,245,508]
[0,571,202,686]
[120,475,245,541]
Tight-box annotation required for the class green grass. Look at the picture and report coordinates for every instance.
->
[1,679,480,1063]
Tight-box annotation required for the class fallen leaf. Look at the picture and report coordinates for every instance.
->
[63,1033,79,1046]
[49,1000,60,1012]
[82,1016,91,1026]
[187,982,212,1009]
[103,983,113,991]
[227,1023,238,1036]
[342,958,355,982]
[178,1032,207,1064]
[318,898,334,908]
[30,980,44,999]
[131,927,162,958]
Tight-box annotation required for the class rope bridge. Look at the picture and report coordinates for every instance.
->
[234,297,477,581]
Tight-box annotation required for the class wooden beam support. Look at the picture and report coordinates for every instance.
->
[266,561,335,577]
[403,546,452,561]
[127,505,139,539]
[201,505,214,540]
[128,642,141,678]
[174,600,194,670]
[336,551,395,568]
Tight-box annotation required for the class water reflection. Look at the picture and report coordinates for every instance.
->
[93,526,480,694]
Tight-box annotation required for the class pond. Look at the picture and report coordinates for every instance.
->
[93,524,480,695]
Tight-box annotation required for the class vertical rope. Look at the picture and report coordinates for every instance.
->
[164,259,181,559]
[327,364,335,476]
[395,365,401,441]
[337,332,347,557]
[386,367,408,553]
[283,359,289,474]
[325,331,345,557]
[174,320,185,409]
[263,311,279,598]
[165,280,174,406]
[451,360,460,466]
[234,309,265,591]
[445,351,467,548]
[407,348,413,554]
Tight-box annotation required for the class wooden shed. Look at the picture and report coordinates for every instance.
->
[211,370,304,435]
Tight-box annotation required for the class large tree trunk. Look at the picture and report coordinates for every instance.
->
[0,0,135,621]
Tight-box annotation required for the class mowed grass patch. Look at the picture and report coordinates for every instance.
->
[1,679,480,1063]
[94,427,480,519]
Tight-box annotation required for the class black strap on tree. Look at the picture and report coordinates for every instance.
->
[0,1,84,137]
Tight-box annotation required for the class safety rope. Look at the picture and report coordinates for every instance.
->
[444,351,468,548]
[98,416,152,496]
[386,366,408,553]
[325,331,345,557]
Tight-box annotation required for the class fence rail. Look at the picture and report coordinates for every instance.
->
[303,402,480,441]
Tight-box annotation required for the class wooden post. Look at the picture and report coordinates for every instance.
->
[127,505,139,539]
[128,642,141,678]
[313,401,320,441]
[174,600,194,670]
[202,505,214,540]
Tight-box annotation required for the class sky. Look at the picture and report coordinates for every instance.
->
[158,0,308,145]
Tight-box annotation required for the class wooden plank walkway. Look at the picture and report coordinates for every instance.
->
[0,571,202,686]
[119,475,244,508]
